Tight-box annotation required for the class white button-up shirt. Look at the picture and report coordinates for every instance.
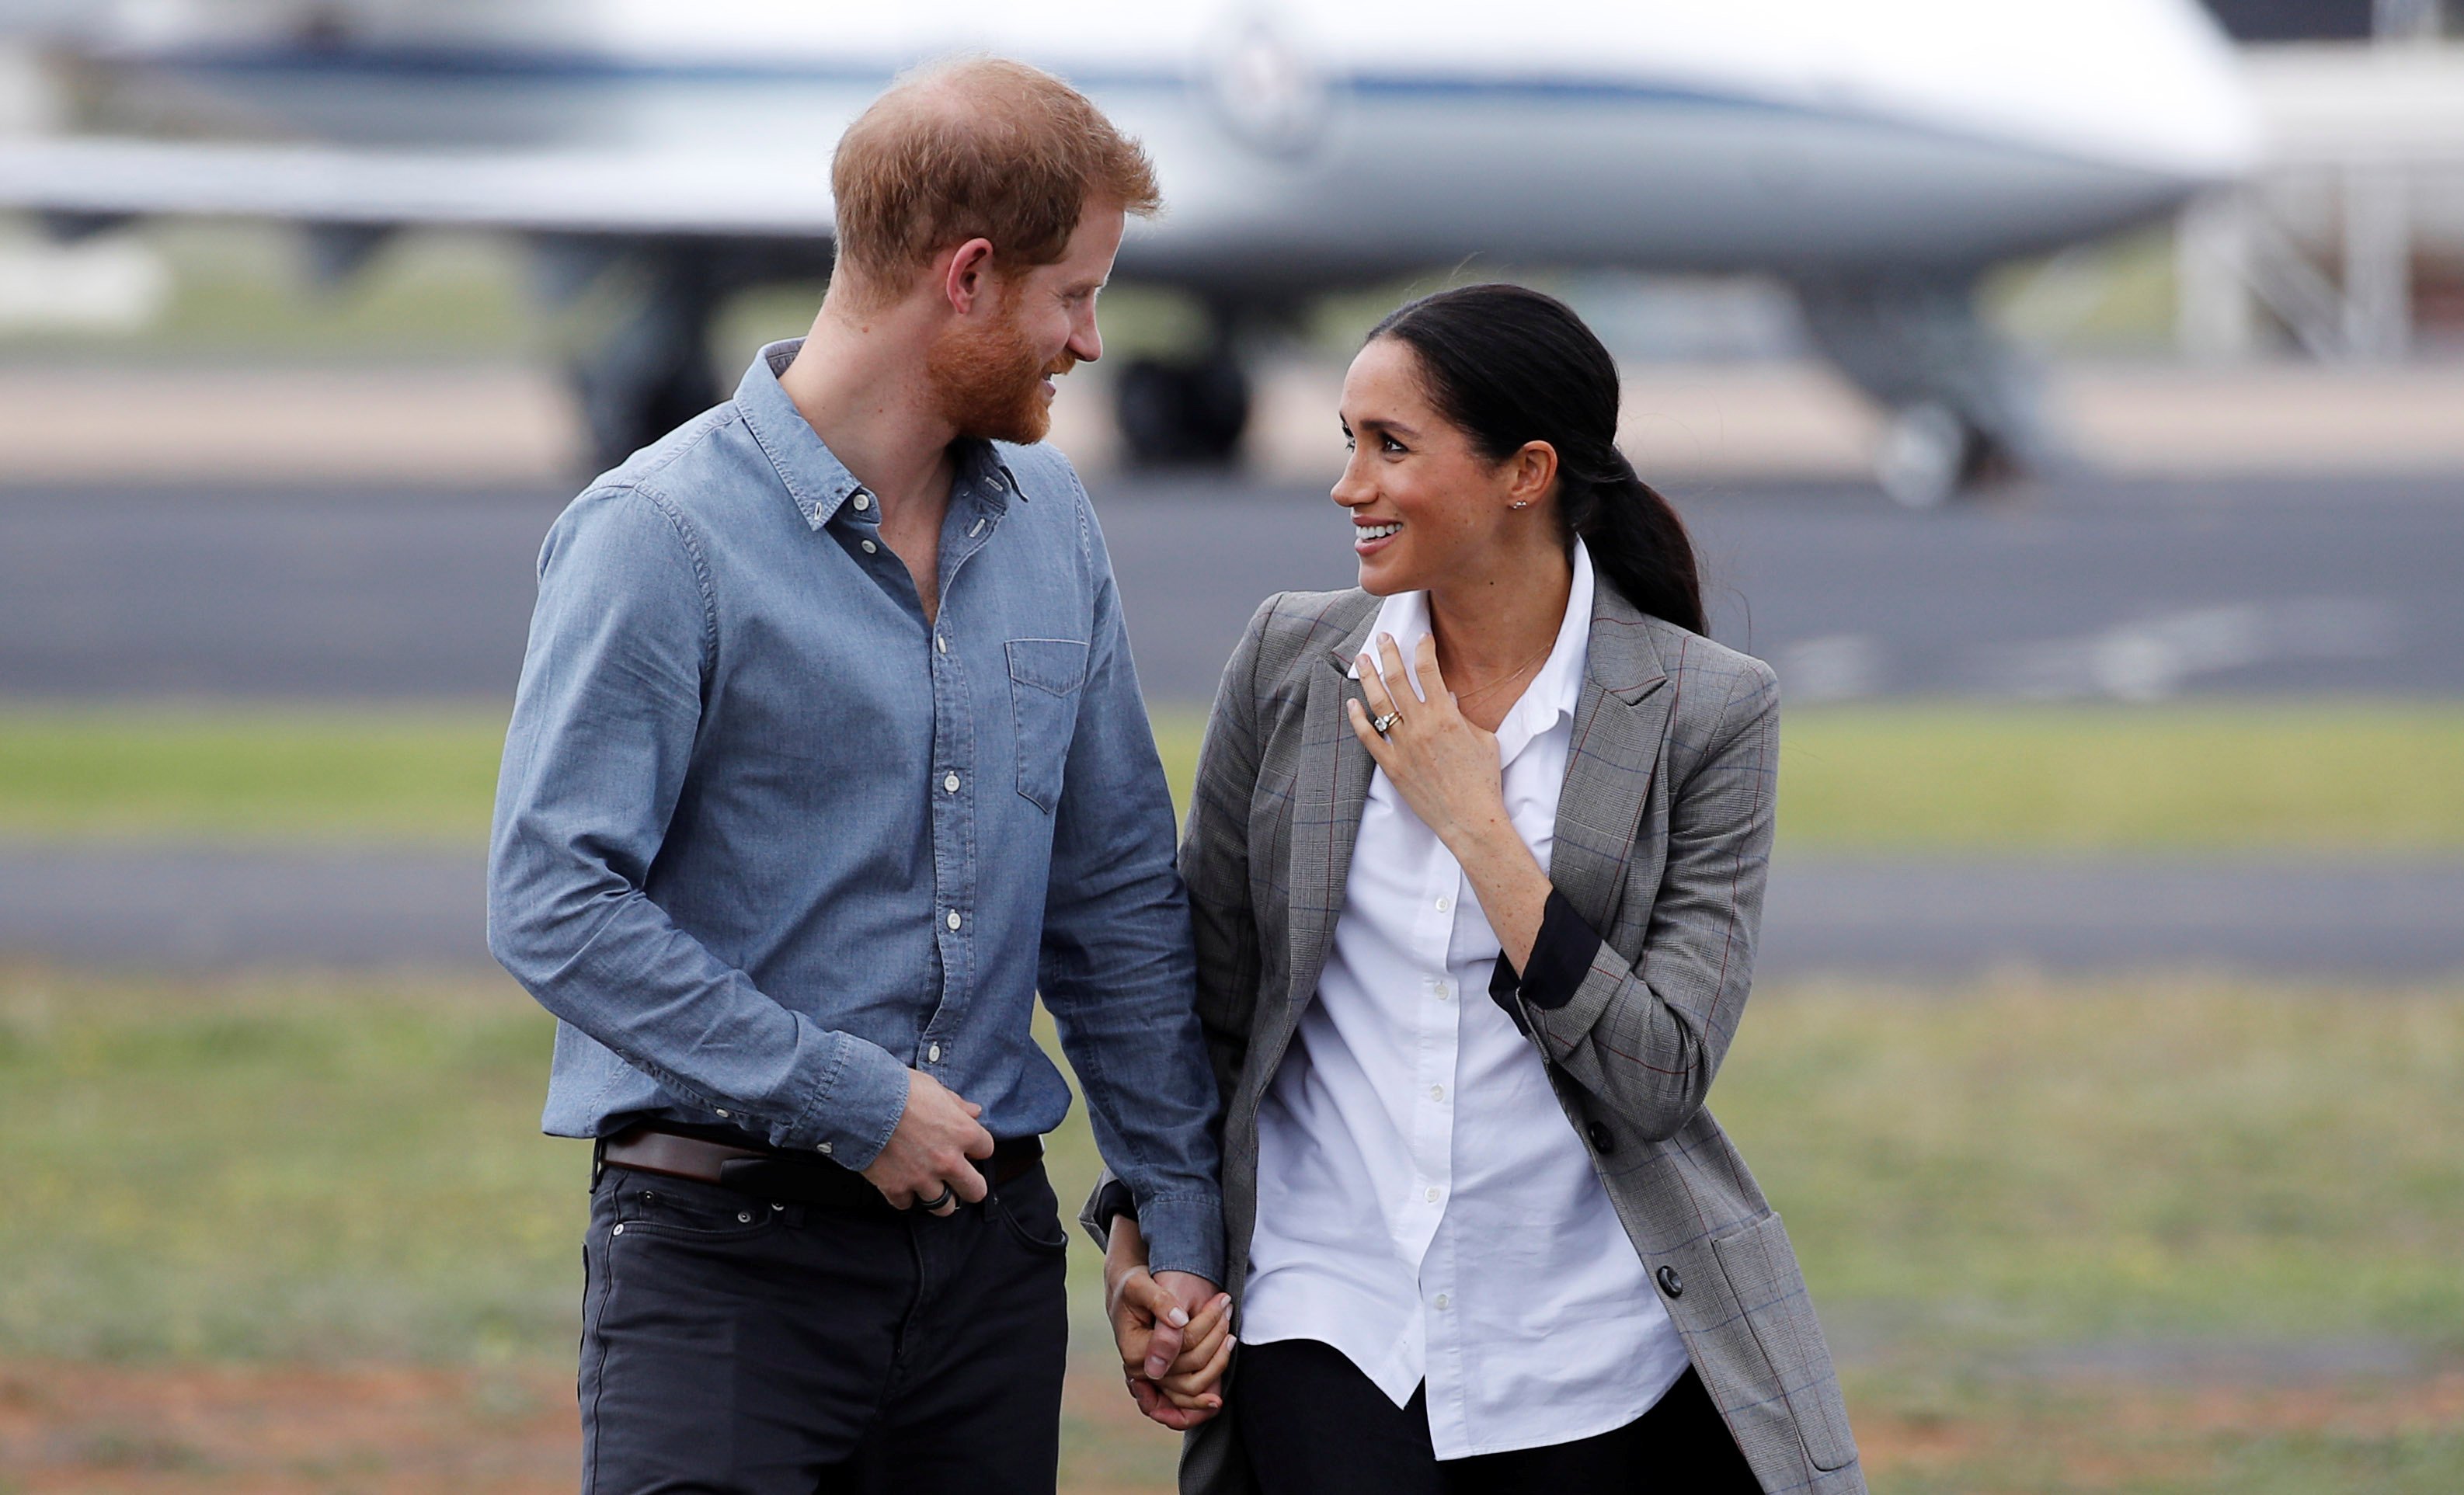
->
[1242,541,1691,1458]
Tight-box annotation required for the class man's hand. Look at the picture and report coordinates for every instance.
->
[861,1069,995,1215]
[1105,1216,1231,1428]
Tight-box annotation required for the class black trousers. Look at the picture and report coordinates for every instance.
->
[1236,1337,1764,1495]
[577,1159,1069,1495]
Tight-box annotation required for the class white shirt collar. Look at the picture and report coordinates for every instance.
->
[1349,540,1595,770]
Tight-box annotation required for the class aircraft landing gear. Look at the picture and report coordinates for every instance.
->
[1794,273,2046,507]
[566,246,725,475]
[1874,400,2017,509]
[1115,352,1251,468]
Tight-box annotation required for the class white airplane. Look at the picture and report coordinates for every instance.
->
[0,1,2257,502]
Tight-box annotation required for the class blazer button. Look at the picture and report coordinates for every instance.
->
[1586,1120,1616,1154]
[1656,1264,1684,1299]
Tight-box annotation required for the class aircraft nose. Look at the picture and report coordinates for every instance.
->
[1865,2,2261,190]
[2024,2,2261,187]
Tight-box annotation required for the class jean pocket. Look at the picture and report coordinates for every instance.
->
[990,1169,1070,1256]
[603,1168,778,1243]
[1006,638,1088,813]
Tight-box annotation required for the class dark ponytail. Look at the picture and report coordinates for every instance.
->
[1368,283,1706,637]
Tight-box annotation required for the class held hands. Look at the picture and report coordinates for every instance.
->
[861,1068,996,1215]
[1346,633,1511,850]
[1105,1216,1233,1429]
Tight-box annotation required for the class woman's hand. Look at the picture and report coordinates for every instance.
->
[1347,632,1553,970]
[1347,633,1508,846]
[1104,1215,1232,1428]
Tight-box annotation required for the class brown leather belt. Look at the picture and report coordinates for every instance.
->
[599,1122,1042,1212]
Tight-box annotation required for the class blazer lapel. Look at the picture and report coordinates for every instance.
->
[1550,587,1676,934]
[1285,607,1382,1006]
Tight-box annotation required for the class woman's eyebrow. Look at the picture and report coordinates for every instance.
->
[1349,415,1421,440]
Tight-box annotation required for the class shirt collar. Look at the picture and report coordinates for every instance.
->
[1349,539,1595,769]
[734,337,1021,532]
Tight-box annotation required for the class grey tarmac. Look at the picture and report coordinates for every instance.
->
[3,842,2457,978]
[2,471,2460,704]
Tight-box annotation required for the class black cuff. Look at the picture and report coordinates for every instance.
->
[1491,889,1603,1024]
[1091,1177,1138,1237]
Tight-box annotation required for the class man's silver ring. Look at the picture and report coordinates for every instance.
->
[917,1184,956,1212]
[1371,710,1402,735]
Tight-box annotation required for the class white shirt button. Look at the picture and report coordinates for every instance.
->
[817,1142,834,1155]
[713,1108,729,1118]
[946,910,962,930]
[927,1043,941,1062]
[936,635,948,654]
[1424,1187,1440,1203]
[1434,1292,1451,1309]
[851,492,871,511]
[1436,895,1453,913]
[943,773,960,793]
[1429,1085,1445,1102]
[860,538,878,555]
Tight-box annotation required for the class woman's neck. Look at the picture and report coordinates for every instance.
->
[1424,541,1574,722]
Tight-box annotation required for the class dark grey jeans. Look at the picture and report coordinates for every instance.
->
[577,1159,1070,1494]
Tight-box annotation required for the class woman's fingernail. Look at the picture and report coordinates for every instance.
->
[1166,1308,1188,1327]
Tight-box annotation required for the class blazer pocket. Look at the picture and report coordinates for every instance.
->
[1709,1212,1859,1472]
[1006,638,1088,813]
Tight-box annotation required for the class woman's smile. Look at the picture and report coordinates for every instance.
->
[1353,519,1403,554]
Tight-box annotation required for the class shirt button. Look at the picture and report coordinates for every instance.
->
[851,492,871,511]
[943,773,960,793]
[817,1142,834,1156]
[1434,1292,1451,1309]
[936,635,948,654]
[1424,1187,1440,1203]
[1429,1085,1445,1102]
[860,538,878,554]
[927,1043,942,1062]
[946,910,962,930]
[1436,896,1452,913]
[713,1108,729,1118]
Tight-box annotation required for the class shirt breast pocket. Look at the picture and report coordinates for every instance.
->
[1005,638,1088,813]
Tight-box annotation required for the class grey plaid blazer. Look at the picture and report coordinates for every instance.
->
[1095,581,1864,1494]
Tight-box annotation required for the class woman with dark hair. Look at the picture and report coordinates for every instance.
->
[1093,284,1864,1495]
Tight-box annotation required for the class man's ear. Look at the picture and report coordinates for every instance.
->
[941,238,998,316]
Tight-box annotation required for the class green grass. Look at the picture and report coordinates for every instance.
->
[5,701,2462,852]
[0,704,508,843]
[3,970,2457,1366]
[2,970,2457,1493]
[1771,703,2464,854]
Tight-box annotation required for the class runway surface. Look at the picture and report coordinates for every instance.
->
[2,471,2459,704]
[5,842,2457,979]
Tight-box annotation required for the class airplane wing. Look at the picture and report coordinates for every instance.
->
[0,135,839,238]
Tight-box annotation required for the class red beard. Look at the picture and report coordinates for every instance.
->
[926,295,1073,445]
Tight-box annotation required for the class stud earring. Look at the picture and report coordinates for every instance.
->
[1509,500,1531,509]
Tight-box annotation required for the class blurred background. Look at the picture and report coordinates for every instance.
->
[2,2,2460,1491]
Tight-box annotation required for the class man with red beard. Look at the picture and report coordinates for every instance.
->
[488,57,1226,1493]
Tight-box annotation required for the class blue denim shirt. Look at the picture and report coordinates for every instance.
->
[489,339,1223,1279]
